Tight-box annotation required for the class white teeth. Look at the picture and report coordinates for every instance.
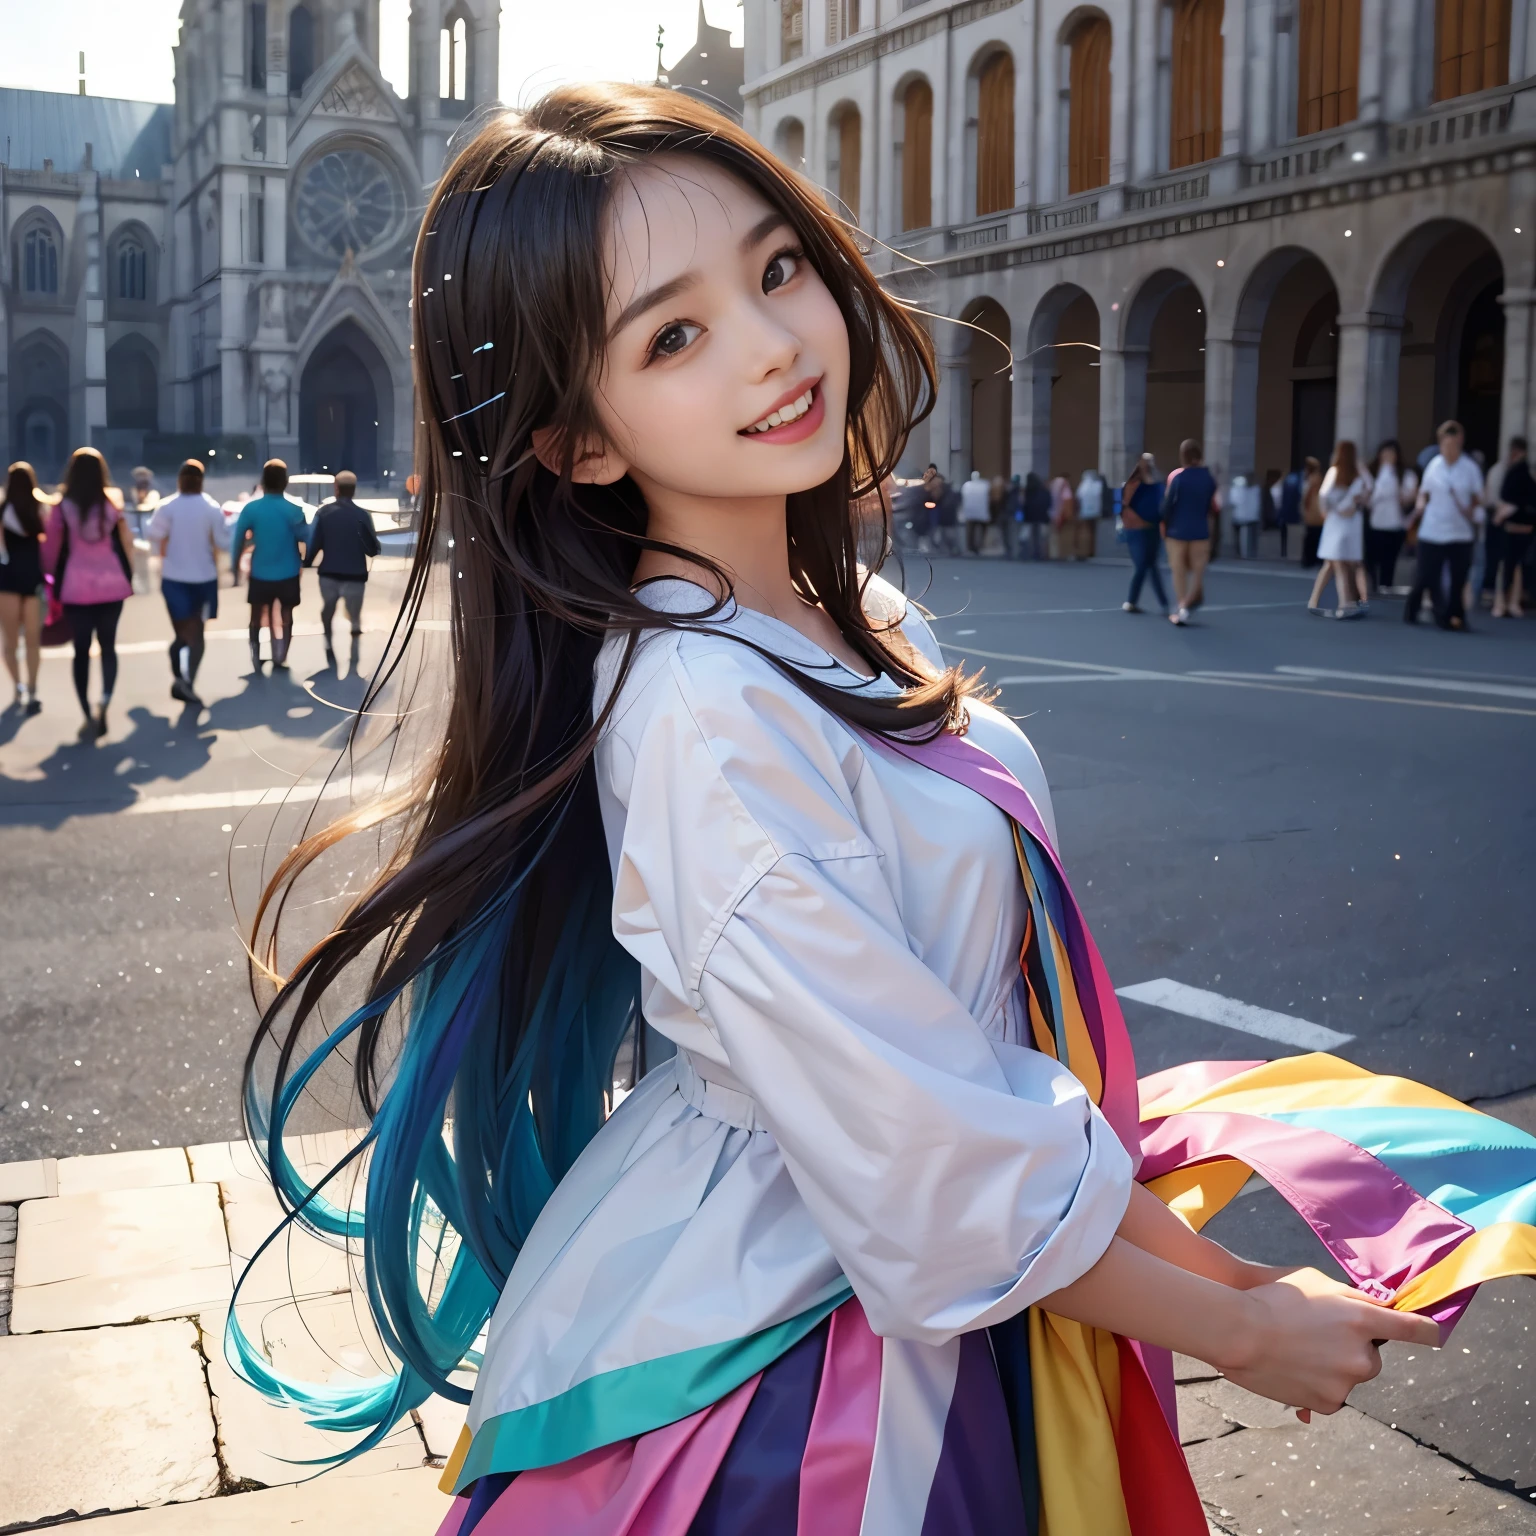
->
[747,388,815,434]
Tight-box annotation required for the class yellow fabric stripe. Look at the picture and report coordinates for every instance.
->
[1392,1222,1536,1313]
[438,1422,472,1495]
[1030,1309,1131,1536]
[1143,1159,1254,1233]
[1028,982,1057,1059]
[1043,916,1104,1104]
[1139,1053,1472,1121]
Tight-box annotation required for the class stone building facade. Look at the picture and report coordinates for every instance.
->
[739,0,1536,492]
[0,0,500,488]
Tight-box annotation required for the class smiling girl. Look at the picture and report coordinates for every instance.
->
[234,86,1536,1536]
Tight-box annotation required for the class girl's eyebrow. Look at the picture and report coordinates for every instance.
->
[607,212,793,343]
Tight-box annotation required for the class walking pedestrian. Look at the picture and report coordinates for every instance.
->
[959,470,990,555]
[1075,468,1104,559]
[1491,437,1535,619]
[1404,420,1483,631]
[304,469,381,671]
[1308,440,1371,619]
[0,460,49,715]
[42,447,132,740]
[1120,452,1169,614]
[1048,471,1076,560]
[1364,441,1416,594]
[1023,470,1051,559]
[1300,458,1325,568]
[1273,464,1303,559]
[232,458,308,673]
[1161,439,1219,625]
[1000,473,1024,560]
[148,458,228,707]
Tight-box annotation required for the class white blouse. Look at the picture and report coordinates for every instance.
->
[470,573,1131,1439]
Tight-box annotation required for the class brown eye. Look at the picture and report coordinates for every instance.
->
[763,250,801,294]
[650,321,702,360]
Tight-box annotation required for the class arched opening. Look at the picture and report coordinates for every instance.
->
[1231,250,1341,487]
[299,320,393,483]
[1170,0,1223,168]
[1064,18,1111,195]
[773,117,806,173]
[116,237,148,301]
[1025,286,1101,483]
[1298,0,1361,134]
[827,103,862,225]
[1374,222,1505,463]
[11,336,69,483]
[440,13,468,102]
[898,79,934,232]
[1124,270,1207,477]
[19,223,60,295]
[1434,0,1511,100]
[106,337,159,430]
[971,51,1014,216]
[965,299,1012,481]
[288,3,316,96]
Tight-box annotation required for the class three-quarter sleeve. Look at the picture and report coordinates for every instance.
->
[605,639,1132,1345]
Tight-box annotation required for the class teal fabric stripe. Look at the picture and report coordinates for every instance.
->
[452,1288,853,1491]
[1018,838,1069,1063]
[1268,1106,1536,1232]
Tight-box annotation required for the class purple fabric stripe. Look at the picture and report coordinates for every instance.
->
[919,1329,1030,1536]
[1141,1110,1474,1316]
[688,1322,826,1535]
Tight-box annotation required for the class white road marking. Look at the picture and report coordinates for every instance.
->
[1274,664,1536,702]
[1116,977,1354,1050]
[124,774,386,816]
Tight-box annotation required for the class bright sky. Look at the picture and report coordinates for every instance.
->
[0,0,744,105]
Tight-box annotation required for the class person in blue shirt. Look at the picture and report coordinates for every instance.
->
[231,459,308,673]
[1160,439,1220,626]
[1119,452,1168,613]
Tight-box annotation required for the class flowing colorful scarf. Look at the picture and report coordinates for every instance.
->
[884,727,1536,1536]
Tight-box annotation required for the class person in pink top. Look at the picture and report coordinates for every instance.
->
[42,447,133,739]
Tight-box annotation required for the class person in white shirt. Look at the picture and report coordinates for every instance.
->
[146,458,231,707]
[958,469,991,556]
[1364,441,1417,594]
[1404,421,1483,630]
[1308,441,1372,618]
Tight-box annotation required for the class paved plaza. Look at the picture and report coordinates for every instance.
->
[1,549,1535,1531]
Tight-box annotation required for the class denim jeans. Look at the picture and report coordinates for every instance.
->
[1125,527,1168,609]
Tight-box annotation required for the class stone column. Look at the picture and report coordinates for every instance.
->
[1499,288,1536,453]
[1336,311,1404,455]
[80,167,108,446]
[1117,343,1150,477]
[928,348,971,487]
[1205,329,1260,487]
[1357,0,1388,123]
[1096,346,1130,482]
[1012,352,1054,483]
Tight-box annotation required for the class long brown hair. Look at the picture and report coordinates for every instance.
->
[1332,439,1360,484]
[238,84,967,1412]
[3,461,45,538]
[60,446,115,538]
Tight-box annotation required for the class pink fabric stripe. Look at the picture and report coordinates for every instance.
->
[797,1297,883,1536]
[434,1496,471,1536]
[457,1374,760,1536]
[1128,1338,1180,1438]
[1140,1110,1473,1312]
[880,730,1142,1156]
[1138,1060,1267,1114]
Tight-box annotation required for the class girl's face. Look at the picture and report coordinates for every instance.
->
[569,156,851,504]
[1381,446,1398,467]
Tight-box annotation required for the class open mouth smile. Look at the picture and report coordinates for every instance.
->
[739,378,826,444]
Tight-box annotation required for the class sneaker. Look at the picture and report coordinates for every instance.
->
[1170,609,1189,626]
[24,696,41,717]
[94,705,109,739]
[1308,605,1327,617]
[1336,605,1364,621]
[77,716,97,741]
[171,678,193,704]
[1122,602,1141,614]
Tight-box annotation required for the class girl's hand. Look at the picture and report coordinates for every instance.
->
[1219,1267,1439,1417]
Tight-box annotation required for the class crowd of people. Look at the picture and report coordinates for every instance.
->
[0,448,380,739]
[889,418,1536,632]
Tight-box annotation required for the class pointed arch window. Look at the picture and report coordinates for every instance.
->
[441,15,468,101]
[1297,0,1361,133]
[1067,19,1111,194]
[1434,0,1511,99]
[975,52,1014,215]
[901,79,934,231]
[23,226,59,294]
[116,237,148,301]
[1170,0,1223,168]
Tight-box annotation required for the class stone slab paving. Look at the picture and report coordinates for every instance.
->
[56,1147,192,1197]
[62,1467,452,1532]
[0,1201,15,1335]
[10,1182,233,1332]
[0,1322,222,1526]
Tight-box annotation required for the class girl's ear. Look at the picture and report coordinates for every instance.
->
[530,426,630,486]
